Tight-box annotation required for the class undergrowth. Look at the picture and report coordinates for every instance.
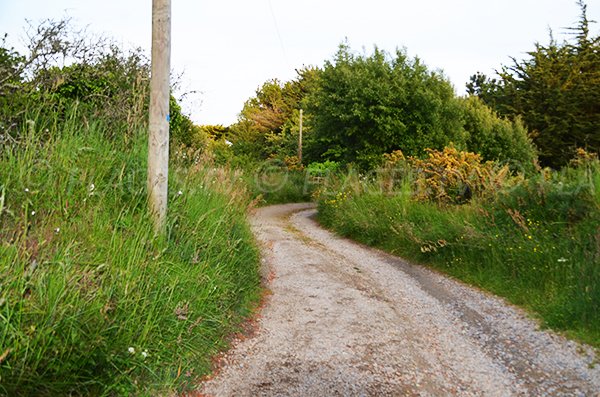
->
[0,109,261,395]
[317,152,600,347]
[242,161,313,206]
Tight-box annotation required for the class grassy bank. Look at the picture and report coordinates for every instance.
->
[317,163,600,347]
[239,161,313,206]
[0,113,261,395]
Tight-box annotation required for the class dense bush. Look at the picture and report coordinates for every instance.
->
[460,96,537,172]
[407,147,510,204]
[306,160,341,177]
[228,43,541,173]
[304,44,466,169]
[0,19,194,146]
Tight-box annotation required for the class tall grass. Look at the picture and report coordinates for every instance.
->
[318,164,600,347]
[0,109,261,395]
[238,160,313,206]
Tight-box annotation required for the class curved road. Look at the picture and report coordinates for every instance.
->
[199,203,599,396]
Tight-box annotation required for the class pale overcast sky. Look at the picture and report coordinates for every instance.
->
[1,1,598,126]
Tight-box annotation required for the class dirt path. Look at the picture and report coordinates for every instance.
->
[199,203,599,396]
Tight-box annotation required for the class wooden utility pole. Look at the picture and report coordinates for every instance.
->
[148,0,171,234]
[298,109,303,163]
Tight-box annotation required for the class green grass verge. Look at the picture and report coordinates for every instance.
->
[318,170,600,347]
[243,166,313,206]
[0,115,261,395]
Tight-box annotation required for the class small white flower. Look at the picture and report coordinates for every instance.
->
[24,188,30,193]
[55,227,60,233]
[89,183,95,192]
[225,140,233,146]
[557,258,568,263]
[128,347,135,354]
[177,190,183,196]
[30,211,36,216]
[141,350,148,358]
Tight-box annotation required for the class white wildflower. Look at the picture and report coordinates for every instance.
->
[177,190,183,196]
[557,258,568,263]
[24,188,30,193]
[55,227,60,233]
[225,140,233,146]
[89,183,95,192]
[30,211,36,216]
[128,347,135,354]
[141,350,148,359]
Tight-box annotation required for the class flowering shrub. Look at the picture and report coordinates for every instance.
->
[408,147,509,204]
[380,150,410,193]
[570,148,599,168]
[382,150,406,165]
[283,155,304,171]
[323,190,350,208]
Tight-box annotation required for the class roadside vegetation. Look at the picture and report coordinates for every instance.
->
[1,21,261,395]
[0,113,261,395]
[316,148,600,346]
[1,0,598,393]
[223,1,599,346]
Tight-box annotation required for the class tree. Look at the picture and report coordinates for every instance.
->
[467,1,600,168]
[303,44,466,169]
[0,37,26,135]
[1,18,196,148]
[0,35,25,92]
[169,94,194,146]
[460,96,537,172]
[0,20,152,139]
[229,67,320,161]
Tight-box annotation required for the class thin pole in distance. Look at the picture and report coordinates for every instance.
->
[298,109,303,163]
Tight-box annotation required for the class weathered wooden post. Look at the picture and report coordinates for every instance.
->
[148,0,171,234]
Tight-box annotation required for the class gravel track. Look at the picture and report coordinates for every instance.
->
[198,203,599,397]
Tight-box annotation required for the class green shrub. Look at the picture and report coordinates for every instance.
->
[306,160,340,177]
[304,44,467,169]
[460,96,538,173]
[1,20,195,149]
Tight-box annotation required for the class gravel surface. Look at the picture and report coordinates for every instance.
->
[198,203,600,397]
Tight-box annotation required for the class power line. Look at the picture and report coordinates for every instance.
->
[267,0,289,66]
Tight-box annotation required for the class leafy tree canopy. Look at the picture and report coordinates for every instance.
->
[303,43,466,170]
[461,96,537,172]
[229,67,320,160]
[467,1,600,168]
